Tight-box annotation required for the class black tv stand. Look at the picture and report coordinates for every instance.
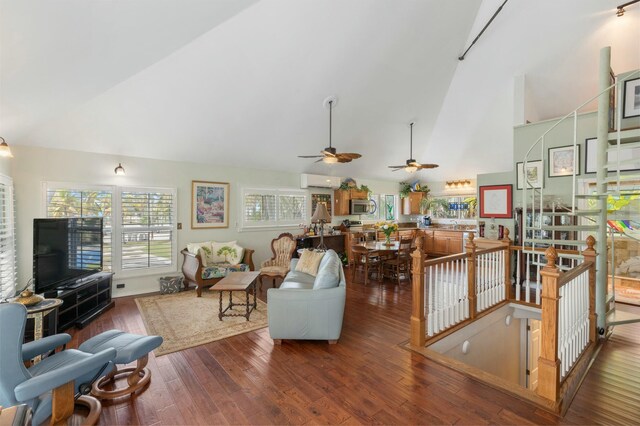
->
[53,272,114,331]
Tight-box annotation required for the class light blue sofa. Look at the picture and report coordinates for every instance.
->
[267,249,346,344]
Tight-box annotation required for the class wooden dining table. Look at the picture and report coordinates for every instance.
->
[363,241,400,252]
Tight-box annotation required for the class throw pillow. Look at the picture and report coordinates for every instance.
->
[186,241,211,255]
[313,251,341,289]
[295,249,326,277]
[211,241,244,265]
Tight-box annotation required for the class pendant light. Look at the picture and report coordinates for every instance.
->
[114,163,125,176]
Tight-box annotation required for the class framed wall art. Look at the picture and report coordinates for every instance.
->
[191,181,229,228]
[479,184,512,218]
[516,160,544,190]
[622,77,640,119]
[548,145,580,177]
[585,137,640,174]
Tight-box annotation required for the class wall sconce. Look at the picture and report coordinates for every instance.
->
[0,137,14,158]
[114,163,125,176]
[445,179,472,190]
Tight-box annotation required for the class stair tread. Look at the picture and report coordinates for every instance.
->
[538,225,599,231]
[606,308,640,326]
[524,238,586,246]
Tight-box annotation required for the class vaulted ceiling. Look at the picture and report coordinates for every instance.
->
[2,0,639,182]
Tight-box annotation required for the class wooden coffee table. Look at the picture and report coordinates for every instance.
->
[210,271,260,321]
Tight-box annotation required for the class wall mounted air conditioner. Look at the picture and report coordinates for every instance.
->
[300,174,342,189]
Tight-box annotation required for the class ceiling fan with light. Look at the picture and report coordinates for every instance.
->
[298,96,361,164]
[388,122,438,173]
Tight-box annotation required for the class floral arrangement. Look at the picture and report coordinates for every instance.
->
[375,221,399,243]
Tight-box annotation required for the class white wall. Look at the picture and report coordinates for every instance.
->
[0,156,10,176]
[10,145,399,297]
[429,305,522,384]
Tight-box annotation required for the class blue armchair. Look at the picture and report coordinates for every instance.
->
[0,303,116,426]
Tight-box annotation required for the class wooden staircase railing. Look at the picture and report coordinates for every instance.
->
[410,233,597,411]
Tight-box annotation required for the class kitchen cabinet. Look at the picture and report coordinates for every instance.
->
[334,190,351,216]
[333,189,370,216]
[401,192,424,215]
[350,189,369,200]
[428,230,463,256]
[422,230,434,253]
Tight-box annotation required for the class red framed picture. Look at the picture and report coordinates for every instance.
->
[479,184,513,218]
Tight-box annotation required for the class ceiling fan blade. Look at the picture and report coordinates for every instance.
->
[388,165,406,169]
[391,168,402,172]
[321,150,336,157]
[314,158,324,163]
[337,157,353,163]
[336,153,361,160]
[416,163,439,169]
[298,155,324,158]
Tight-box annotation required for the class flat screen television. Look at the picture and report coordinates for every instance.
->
[33,218,103,294]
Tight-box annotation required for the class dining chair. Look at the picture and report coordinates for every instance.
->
[383,236,414,285]
[351,245,382,285]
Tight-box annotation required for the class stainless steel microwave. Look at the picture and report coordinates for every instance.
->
[350,199,372,215]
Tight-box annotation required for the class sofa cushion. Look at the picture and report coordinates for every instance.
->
[295,250,325,276]
[279,280,314,290]
[201,263,250,280]
[211,241,244,265]
[313,251,341,289]
[283,270,316,286]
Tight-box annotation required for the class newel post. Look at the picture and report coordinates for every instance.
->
[502,228,512,301]
[410,235,426,347]
[466,233,477,319]
[582,235,597,343]
[537,247,562,402]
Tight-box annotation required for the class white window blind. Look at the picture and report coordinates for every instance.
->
[242,188,307,229]
[0,175,16,299]
[120,188,176,271]
[45,185,113,271]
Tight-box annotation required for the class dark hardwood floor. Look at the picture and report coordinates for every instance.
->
[67,270,640,425]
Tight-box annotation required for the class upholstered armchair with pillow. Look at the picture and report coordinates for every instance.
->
[267,249,346,344]
[181,240,254,296]
[259,233,296,289]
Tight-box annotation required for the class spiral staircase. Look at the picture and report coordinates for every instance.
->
[521,47,640,331]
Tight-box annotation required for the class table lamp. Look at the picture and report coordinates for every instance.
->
[311,202,332,250]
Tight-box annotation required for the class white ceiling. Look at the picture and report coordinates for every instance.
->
[2,0,639,182]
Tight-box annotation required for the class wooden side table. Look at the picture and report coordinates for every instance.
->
[25,298,63,363]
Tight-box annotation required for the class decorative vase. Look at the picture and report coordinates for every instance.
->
[385,235,392,245]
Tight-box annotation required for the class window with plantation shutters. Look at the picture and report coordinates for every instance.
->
[242,188,307,229]
[120,188,176,271]
[44,184,113,271]
[44,182,177,277]
[0,175,16,299]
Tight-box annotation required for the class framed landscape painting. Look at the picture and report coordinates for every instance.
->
[516,160,544,190]
[622,77,640,118]
[192,181,229,228]
[549,145,580,177]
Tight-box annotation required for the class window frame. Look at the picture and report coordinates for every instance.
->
[43,182,177,279]
[240,186,308,231]
[0,174,16,299]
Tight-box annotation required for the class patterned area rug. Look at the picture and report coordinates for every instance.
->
[135,290,268,356]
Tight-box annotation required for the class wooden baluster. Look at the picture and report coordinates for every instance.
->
[582,235,597,344]
[410,235,426,347]
[502,228,512,301]
[466,233,477,319]
[538,247,561,402]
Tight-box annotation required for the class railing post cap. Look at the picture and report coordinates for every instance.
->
[545,246,558,266]
[586,235,595,250]
[503,228,510,239]
[469,233,475,243]
[416,234,424,250]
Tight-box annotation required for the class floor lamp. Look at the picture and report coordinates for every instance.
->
[311,203,332,251]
